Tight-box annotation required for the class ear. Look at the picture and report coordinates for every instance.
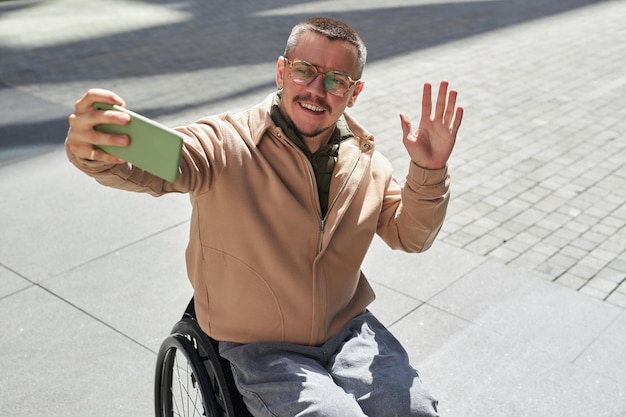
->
[346,81,364,108]
[276,56,286,89]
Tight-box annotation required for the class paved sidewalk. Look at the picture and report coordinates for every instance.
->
[1,1,625,416]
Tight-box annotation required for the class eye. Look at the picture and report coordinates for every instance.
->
[293,62,315,78]
[328,73,350,88]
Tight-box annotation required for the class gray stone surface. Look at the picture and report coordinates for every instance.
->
[1,1,625,416]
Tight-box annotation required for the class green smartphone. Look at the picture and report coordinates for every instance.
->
[93,103,184,182]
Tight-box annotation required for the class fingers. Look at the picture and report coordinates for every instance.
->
[434,80,448,121]
[431,81,463,135]
[443,89,457,127]
[67,89,130,163]
[67,114,129,162]
[420,82,433,124]
[66,132,124,163]
[452,106,464,137]
[74,88,126,113]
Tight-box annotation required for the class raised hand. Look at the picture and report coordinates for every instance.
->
[400,81,463,170]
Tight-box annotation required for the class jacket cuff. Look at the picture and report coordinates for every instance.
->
[406,161,449,187]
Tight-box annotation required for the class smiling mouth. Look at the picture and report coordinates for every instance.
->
[299,102,326,113]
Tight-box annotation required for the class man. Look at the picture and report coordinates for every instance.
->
[67,17,462,417]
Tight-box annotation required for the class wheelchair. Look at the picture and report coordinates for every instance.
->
[154,298,253,417]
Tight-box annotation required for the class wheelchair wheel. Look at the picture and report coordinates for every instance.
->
[167,319,246,417]
[155,333,221,417]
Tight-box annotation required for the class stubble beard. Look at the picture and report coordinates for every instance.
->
[290,94,335,140]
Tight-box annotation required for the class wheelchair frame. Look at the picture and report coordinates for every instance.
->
[154,298,253,417]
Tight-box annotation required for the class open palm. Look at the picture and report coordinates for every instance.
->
[400,81,463,170]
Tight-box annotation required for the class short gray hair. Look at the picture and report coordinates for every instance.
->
[283,17,367,79]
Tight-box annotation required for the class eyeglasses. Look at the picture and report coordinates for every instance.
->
[284,58,359,97]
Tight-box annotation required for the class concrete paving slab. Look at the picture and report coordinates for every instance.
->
[368,280,424,328]
[404,305,626,417]
[0,285,154,417]
[0,264,30,298]
[0,81,70,165]
[573,310,626,385]
[363,242,626,416]
[429,260,623,363]
[363,237,487,301]
[0,147,190,282]
[44,222,193,352]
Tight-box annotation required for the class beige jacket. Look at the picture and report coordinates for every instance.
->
[67,93,450,345]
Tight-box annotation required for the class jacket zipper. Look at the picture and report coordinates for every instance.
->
[317,150,361,253]
[277,130,363,253]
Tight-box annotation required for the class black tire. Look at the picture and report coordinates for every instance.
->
[168,320,245,417]
[155,333,220,417]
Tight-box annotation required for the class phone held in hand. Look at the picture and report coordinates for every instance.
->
[93,103,184,182]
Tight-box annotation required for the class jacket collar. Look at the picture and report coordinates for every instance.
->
[270,92,354,156]
[248,92,374,147]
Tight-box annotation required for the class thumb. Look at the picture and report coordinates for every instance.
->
[400,113,413,140]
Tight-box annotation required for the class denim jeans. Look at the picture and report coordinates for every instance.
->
[219,311,439,417]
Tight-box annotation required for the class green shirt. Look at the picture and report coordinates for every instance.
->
[271,94,354,217]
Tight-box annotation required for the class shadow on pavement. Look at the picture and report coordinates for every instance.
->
[0,0,609,156]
